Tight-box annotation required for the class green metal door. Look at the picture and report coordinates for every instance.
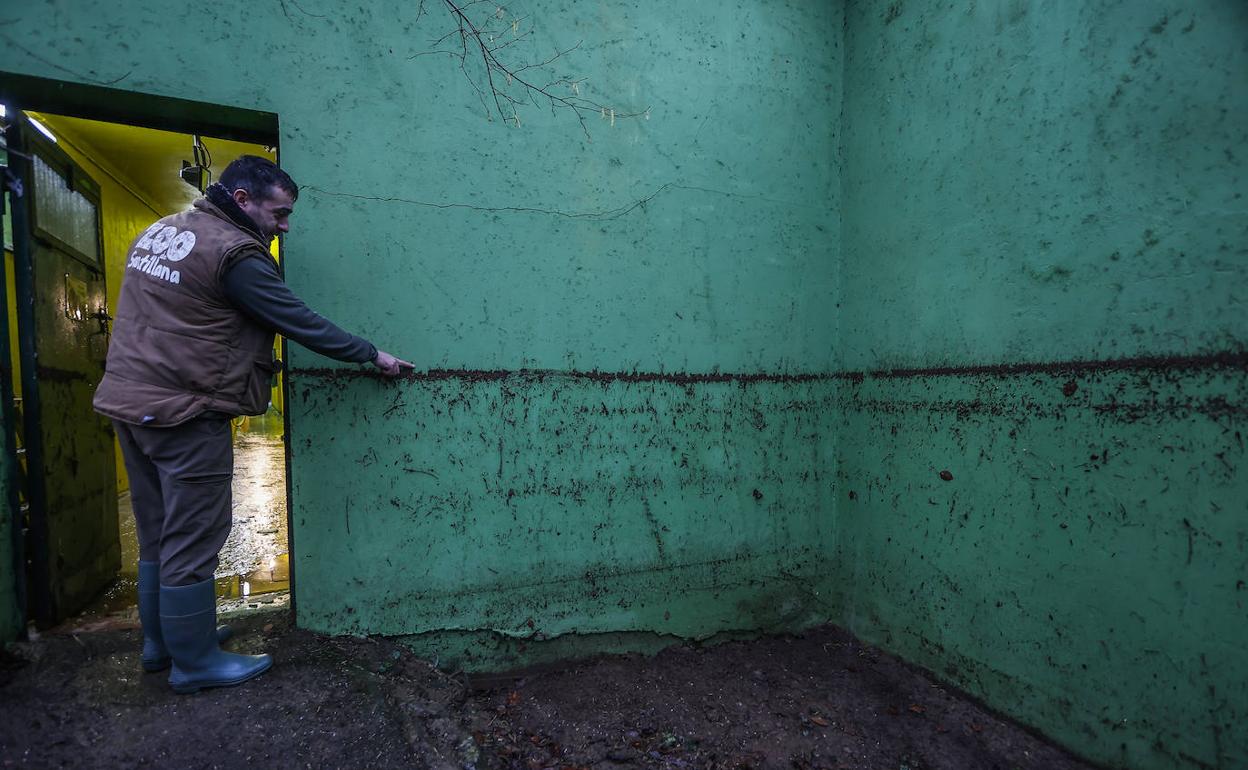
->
[8,115,118,624]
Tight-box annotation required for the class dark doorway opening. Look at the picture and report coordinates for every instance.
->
[0,74,293,632]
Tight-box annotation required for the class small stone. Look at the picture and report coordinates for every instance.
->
[607,747,637,762]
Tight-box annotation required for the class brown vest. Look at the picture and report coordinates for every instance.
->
[93,198,279,426]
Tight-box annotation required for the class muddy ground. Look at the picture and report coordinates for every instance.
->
[0,609,1096,770]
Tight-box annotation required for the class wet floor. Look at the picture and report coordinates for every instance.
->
[2,618,1099,770]
[78,413,290,621]
[216,413,290,597]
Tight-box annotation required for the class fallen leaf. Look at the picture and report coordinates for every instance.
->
[908,704,926,714]
[810,716,829,726]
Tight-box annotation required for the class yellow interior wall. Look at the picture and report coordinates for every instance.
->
[4,248,19,513]
[270,239,283,415]
[5,251,17,403]
[5,179,23,470]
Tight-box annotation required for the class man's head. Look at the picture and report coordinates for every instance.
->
[219,155,298,242]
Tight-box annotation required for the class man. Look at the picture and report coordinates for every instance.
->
[93,155,412,694]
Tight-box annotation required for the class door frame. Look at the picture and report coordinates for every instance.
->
[0,117,32,628]
[0,74,291,629]
[3,112,51,624]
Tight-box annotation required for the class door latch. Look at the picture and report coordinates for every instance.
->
[93,306,113,337]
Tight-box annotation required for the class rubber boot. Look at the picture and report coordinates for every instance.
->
[137,561,232,672]
[160,579,272,694]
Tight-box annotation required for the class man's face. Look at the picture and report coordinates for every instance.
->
[233,184,294,242]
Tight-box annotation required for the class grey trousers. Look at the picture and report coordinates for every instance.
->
[113,417,234,586]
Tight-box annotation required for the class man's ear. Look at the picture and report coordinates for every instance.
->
[231,188,250,207]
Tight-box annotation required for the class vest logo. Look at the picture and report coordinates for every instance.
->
[127,223,196,285]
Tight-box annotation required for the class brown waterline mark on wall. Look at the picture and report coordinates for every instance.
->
[288,367,831,386]
[857,350,1247,381]
[289,350,1247,385]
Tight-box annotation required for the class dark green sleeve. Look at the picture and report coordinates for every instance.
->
[221,256,377,364]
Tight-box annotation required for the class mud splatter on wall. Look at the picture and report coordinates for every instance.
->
[838,2,1248,769]
[835,358,1245,770]
[289,371,838,646]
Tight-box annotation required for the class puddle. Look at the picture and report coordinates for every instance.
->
[214,553,290,599]
[75,413,290,626]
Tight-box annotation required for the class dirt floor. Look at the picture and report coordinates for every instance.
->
[0,609,1096,770]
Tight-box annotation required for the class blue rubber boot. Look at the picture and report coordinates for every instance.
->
[138,561,232,672]
[160,579,272,694]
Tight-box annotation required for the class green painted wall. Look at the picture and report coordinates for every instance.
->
[836,2,1247,770]
[292,373,837,657]
[274,0,844,665]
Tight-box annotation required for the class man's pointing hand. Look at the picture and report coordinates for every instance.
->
[372,349,415,377]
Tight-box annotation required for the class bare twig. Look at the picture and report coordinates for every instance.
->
[409,0,647,137]
[511,40,579,75]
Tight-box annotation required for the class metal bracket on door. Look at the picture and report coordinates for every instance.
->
[1,167,23,198]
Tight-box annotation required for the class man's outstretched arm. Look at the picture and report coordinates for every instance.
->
[222,255,412,376]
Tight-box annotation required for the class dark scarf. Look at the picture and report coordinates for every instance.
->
[205,183,266,241]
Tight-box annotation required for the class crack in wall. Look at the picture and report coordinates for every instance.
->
[301,182,673,221]
[0,34,131,86]
[300,181,823,222]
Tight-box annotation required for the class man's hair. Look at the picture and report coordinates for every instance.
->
[219,155,298,202]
